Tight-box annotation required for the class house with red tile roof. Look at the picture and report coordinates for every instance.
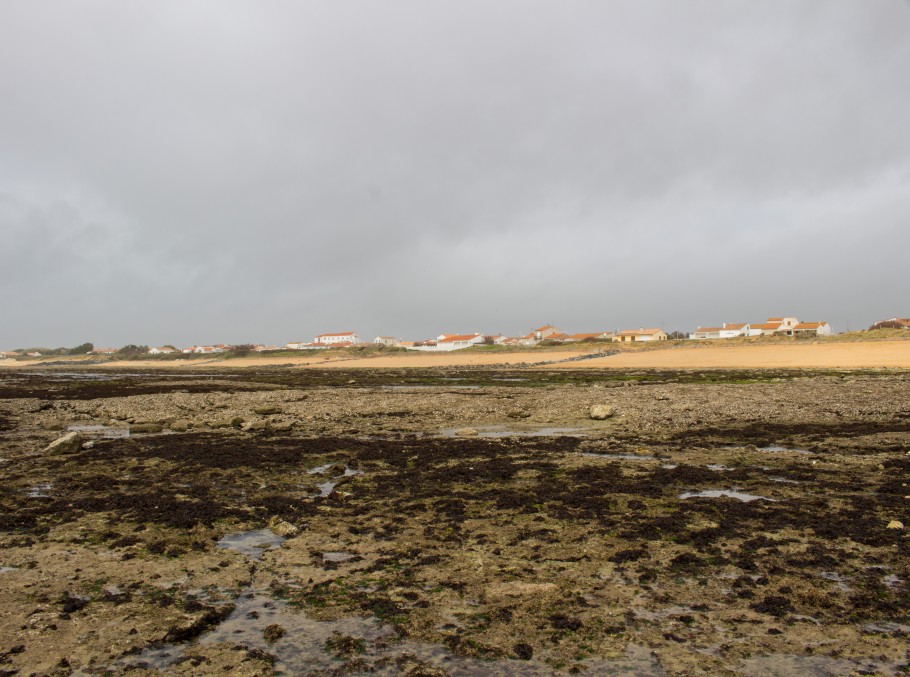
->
[564,332,615,342]
[314,332,361,346]
[792,321,832,336]
[690,323,751,340]
[407,333,484,351]
[613,328,668,343]
[436,333,485,351]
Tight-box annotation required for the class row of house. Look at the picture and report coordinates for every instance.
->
[516,324,668,345]
[7,314,881,360]
[690,317,832,340]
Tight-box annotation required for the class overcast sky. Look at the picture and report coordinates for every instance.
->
[2,1,909,348]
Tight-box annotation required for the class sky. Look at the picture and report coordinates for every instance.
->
[1,1,909,348]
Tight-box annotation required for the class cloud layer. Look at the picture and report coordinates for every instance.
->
[2,1,909,347]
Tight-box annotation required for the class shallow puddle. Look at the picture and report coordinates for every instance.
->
[322,552,354,563]
[439,426,588,438]
[580,452,657,461]
[121,590,664,676]
[760,445,812,454]
[217,529,285,559]
[819,571,851,592]
[311,466,360,497]
[26,483,53,498]
[679,489,775,502]
[740,653,901,676]
[68,424,130,439]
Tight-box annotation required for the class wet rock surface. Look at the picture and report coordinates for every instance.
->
[0,367,908,674]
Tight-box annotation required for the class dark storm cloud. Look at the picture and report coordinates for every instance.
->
[1,1,909,347]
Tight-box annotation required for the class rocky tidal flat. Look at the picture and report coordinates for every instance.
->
[0,368,908,675]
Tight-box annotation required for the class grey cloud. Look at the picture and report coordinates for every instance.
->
[1,1,909,347]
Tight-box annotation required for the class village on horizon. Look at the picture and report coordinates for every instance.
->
[6,316,910,360]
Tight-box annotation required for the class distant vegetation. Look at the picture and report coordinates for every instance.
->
[11,342,94,356]
[869,319,908,330]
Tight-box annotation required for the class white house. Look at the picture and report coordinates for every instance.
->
[408,333,484,351]
[792,322,832,336]
[747,317,800,337]
[193,346,224,354]
[286,341,327,350]
[315,332,361,346]
[148,346,175,354]
[613,328,668,343]
[436,333,484,351]
[690,323,751,340]
[373,336,398,346]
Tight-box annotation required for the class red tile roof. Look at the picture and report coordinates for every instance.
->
[617,328,664,336]
[438,333,482,344]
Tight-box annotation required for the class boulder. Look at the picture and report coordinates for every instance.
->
[455,428,478,437]
[254,405,282,415]
[886,520,904,530]
[268,516,299,537]
[45,432,85,455]
[507,410,532,419]
[169,419,192,432]
[589,404,615,420]
[263,624,286,643]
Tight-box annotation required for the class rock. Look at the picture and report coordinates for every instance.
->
[507,410,532,419]
[886,520,904,530]
[254,405,282,415]
[81,440,95,450]
[243,420,271,432]
[268,516,299,537]
[169,419,192,432]
[130,423,163,434]
[455,428,478,437]
[589,404,615,420]
[272,421,296,432]
[263,623,286,643]
[209,417,244,429]
[45,432,85,455]
[513,643,534,660]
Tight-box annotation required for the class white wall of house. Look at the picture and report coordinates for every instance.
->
[315,333,360,345]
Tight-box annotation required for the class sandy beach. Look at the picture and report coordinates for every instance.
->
[3,339,910,371]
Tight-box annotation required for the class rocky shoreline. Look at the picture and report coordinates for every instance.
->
[0,368,907,675]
